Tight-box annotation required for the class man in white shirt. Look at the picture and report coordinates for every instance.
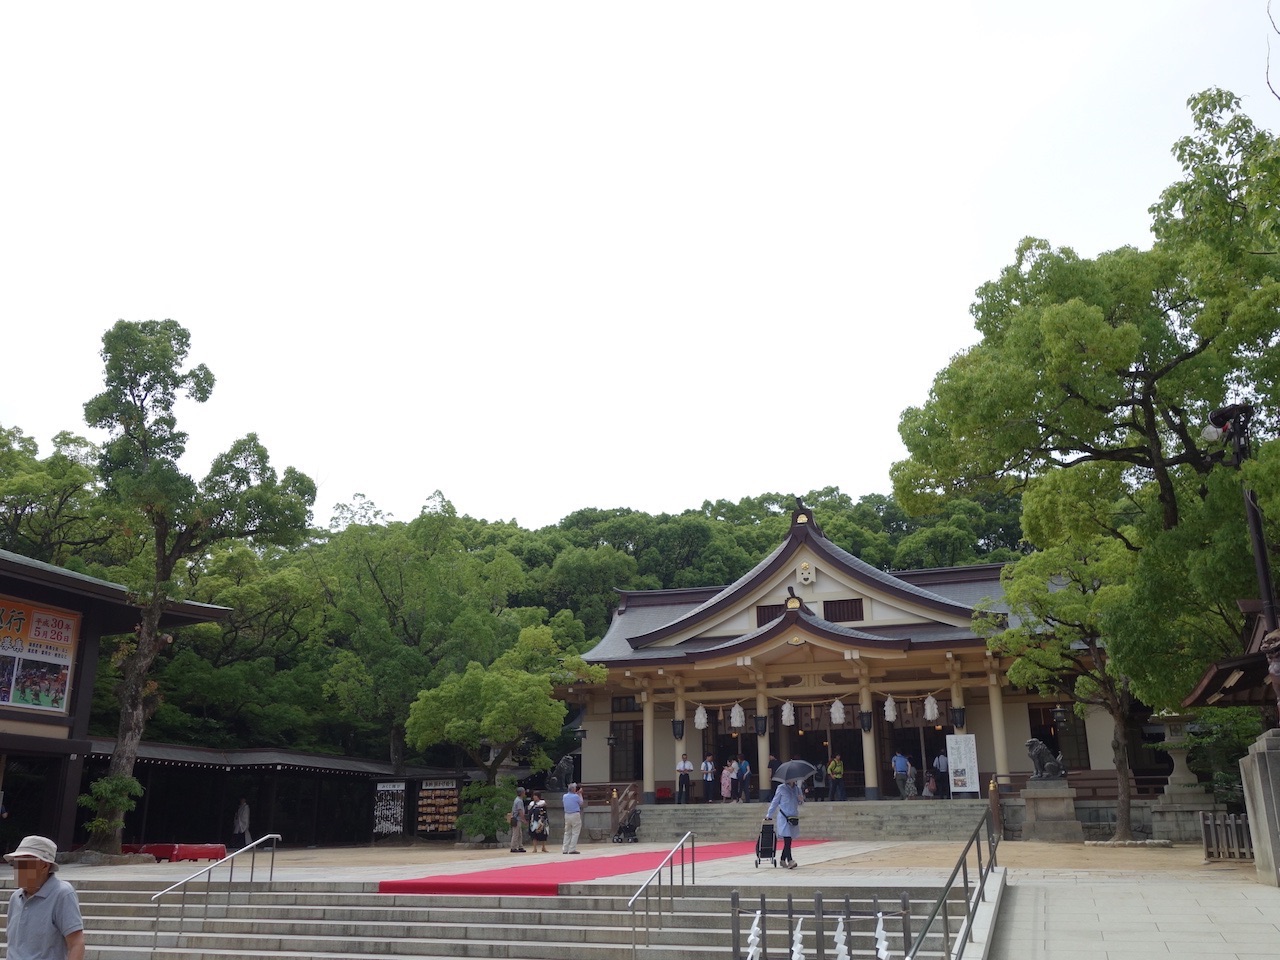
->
[700,753,716,803]
[675,753,694,803]
[932,750,950,798]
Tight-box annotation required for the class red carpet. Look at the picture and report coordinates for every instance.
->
[378,839,824,896]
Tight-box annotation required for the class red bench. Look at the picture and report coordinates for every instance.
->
[173,843,227,862]
[127,842,226,862]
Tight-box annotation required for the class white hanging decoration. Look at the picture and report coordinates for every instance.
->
[790,916,805,960]
[924,694,939,722]
[782,701,796,726]
[832,916,849,960]
[875,912,891,960]
[830,698,846,726]
[884,695,897,723]
[694,705,708,730]
[731,703,745,728]
[745,911,762,960]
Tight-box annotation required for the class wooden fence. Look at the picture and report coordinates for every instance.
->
[1201,811,1254,861]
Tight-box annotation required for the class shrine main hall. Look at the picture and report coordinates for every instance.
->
[572,504,1134,800]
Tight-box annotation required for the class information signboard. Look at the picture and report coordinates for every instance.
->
[0,594,80,715]
[945,733,980,797]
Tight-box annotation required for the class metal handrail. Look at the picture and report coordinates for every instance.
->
[904,812,999,959]
[628,830,696,959]
[150,834,282,951]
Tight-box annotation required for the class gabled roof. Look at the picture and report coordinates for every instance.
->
[584,505,1002,666]
[627,506,974,647]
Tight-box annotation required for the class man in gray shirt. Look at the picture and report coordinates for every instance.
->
[509,786,528,852]
[5,835,84,960]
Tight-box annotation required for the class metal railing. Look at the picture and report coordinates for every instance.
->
[730,889,913,960]
[628,829,696,958]
[904,811,999,959]
[150,834,282,951]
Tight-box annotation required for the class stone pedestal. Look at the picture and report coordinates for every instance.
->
[1020,779,1084,842]
[1152,788,1220,843]
[1241,728,1280,886]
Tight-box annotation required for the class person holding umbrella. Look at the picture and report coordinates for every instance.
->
[765,758,814,869]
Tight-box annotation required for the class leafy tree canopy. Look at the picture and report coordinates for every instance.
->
[405,624,605,783]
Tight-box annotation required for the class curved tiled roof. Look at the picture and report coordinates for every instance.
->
[620,507,977,650]
[584,506,1007,668]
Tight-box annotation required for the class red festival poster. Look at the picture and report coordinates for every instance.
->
[0,594,80,714]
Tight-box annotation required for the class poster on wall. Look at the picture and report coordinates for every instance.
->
[0,594,80,715]
[373,781,406,835]
[945,733,980,797]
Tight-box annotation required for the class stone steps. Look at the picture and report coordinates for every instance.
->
[4,798,992,960]
[8,878,960,960]
[638,797,989,842]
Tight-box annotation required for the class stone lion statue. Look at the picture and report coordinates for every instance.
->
[546,753,576,793]
[1026,738,1067,779]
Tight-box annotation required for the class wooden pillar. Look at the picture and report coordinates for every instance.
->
[673,679,687,781]
[642,692,655,802]
[989,673,1010,778]
[54,754,82,850]
[755,684,769,798]
[859,684,880,799]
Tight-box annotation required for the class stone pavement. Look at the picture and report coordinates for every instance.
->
[983,866,1280,960]
[49,838,1280,959]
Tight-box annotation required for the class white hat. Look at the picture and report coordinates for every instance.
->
[5,835,58,871]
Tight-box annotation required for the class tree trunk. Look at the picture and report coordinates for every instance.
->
[89,601,167,853]
[1110,710,1134,841]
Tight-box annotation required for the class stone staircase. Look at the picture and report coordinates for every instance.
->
[2,876,965,959]
[636,797,990,843]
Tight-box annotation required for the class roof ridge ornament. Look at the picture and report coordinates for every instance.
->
[790,498,826,538]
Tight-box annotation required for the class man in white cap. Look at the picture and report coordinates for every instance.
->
[5,835,84,960]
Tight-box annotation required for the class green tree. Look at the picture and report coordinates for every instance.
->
[0,425,111,564]
[318,494,516,770]
[83,319,315,851]
[405,624,606,783]
[892,90,1280,834]
[145,542,330,749]
[1178,707,1262,809]
[976,539,1141,839]
[538,545,639,641]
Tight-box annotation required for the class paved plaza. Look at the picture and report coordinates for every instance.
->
[49,837,1279,959]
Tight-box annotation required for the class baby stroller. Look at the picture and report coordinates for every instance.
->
[612,808,640,843]
[754,819,777,868]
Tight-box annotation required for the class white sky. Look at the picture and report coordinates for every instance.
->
[3,2,1277,530]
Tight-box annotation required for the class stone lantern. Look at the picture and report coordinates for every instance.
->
[1151,711,1221,842]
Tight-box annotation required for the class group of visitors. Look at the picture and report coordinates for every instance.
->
[681,752,756,802]
[801,753,849,800]
[892,749,950,798]
[681,746,952,802]
[508,783,587,854]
